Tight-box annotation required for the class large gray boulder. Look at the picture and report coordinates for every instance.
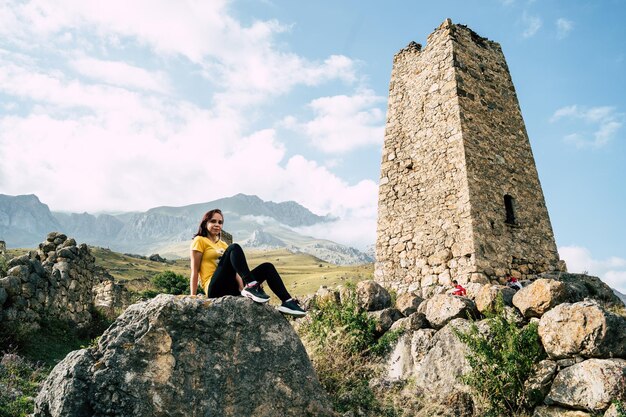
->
[412,318,473,400]
[419,294,478,329]
[385,328,436,381]
[513,279,572,318]
[34,295,333,417]
[545,358,626,413]
[538,301,626,359]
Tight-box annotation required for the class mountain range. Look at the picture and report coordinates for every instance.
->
[0,193,372,265]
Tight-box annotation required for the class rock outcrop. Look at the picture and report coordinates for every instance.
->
[34,295,333,417]
[361,275,626,415]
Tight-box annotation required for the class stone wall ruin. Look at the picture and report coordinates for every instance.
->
[0,232,118,328]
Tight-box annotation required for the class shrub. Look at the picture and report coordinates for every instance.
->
[300,287,402,415]
[152,270,188,295]
[0,256,7,277]
[0,353,48,417]
[454,296,545,417]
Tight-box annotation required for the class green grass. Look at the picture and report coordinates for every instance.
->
[245,249,373,299]
[0,312,114,416]
[0,353,48,417]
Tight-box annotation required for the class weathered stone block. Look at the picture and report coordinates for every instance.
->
[539,301,626,359]
[513,279,571,318]
[545,359,626,413]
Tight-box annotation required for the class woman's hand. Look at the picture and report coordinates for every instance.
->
[190,249,203,296]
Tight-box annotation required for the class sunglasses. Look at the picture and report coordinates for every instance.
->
[208,219,223,225]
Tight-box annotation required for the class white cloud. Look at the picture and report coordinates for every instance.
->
[559,246,626,293]
[0,0,356,106]
[556,18,574,39]
[284,90,385,154]
[522,12,542,38]
[70,58,171,94]
[0,0,378,250]
[551,105,623,148]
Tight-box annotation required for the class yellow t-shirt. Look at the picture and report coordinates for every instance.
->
[190,236,229,293]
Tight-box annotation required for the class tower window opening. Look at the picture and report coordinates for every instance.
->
[504,194,516,225]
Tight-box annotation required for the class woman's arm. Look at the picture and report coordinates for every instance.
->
[190,249,203,296]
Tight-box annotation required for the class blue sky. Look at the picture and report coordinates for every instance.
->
[0,0,624,292]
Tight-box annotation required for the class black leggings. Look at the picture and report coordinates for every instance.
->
[207,243,291,301]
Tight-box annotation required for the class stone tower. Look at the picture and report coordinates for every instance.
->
[375,19,562,296]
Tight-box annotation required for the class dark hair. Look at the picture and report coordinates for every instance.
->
[194,209,223,238]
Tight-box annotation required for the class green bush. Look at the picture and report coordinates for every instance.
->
[300,287,402,415]
[152,270,188,295]
[0,353,48,417]
[454,296,545,417]
[0,256,7,277]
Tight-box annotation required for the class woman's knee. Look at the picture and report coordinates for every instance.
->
[259,262,276,271]
[257,262,277,274]
[228,243,242,252]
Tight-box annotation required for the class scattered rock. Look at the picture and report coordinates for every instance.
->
[395,292,423,316]
[532,405,592,416]
[545,358,626,413]
[389,311,427,332]
[356,280,391,311]
[513,279,572,318]
[543,272,624,307]
[368,308,403,336]
[474,284,516,313]
[418,294,478,329]
[386,328,436,381]
[525,360,558,403]
[412,318,473,400]
[148,253,166,262]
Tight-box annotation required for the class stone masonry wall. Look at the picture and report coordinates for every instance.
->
[375,19,562,296]
[451,24,561,279]
[0,232,110,328]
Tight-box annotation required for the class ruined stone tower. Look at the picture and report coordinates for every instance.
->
[375,19,562,295]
